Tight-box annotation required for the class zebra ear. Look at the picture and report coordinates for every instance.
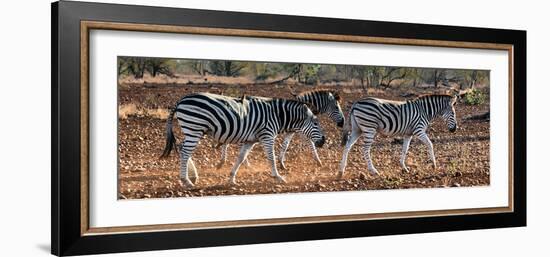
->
[333,92,341,101]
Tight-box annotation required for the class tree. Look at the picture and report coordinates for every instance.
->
[208,61,246,77]
[119,57,146,78]
[146,59,174,77]
[298,64,321,84]
[407,68,423,87]
[430,69,447,87]
[379,67,409,88]
[351,66,368,89]
[460,70,488,89]
[189,60,208,76]
[266,64,301,84]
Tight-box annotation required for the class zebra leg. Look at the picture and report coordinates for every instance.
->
[309,139,323,167]
[228,143,256,185]
[188,158,199,184]
[338,127,361,178]
[362,128,379,175]
[179,136,201,187]
[278,133,295,170]
[243,157,251,167]
[400,136,412,173]
[215,144,229,170]
[260,137,286,183]
[417,133,437,170]
[243,143,255,168]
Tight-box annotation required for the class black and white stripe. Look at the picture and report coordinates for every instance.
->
[216,90,344,170]
[280,90,344,169]
[339,94,458,177]
[161,92,326,187]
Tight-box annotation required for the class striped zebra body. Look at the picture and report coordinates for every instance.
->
[161,92,325,187]
[339,94,458,177]
[216,90,344,170]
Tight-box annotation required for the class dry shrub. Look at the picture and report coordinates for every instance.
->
[147,108,170,120]
[119,103,169,120]
[118,103,138,119]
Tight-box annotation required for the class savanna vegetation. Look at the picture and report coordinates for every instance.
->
[118,57,489,90]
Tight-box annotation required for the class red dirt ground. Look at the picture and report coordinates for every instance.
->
[118,82,490,199]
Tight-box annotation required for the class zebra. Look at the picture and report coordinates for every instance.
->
[160,92,326,187]
[215,90,344,170]
[339,94,458,178]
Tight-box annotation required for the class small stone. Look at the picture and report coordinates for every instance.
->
[132,167,146,172]
[452,183,461,187]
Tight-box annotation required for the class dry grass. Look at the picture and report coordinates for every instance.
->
[119,74,256,86]
[118,103,169,120]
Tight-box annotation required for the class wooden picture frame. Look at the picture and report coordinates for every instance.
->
[52,1,526,256]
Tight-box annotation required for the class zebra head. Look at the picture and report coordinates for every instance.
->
[441,95,458,132]
[300,105,326,148]
[295,90,345,128]
[327,92,345,128]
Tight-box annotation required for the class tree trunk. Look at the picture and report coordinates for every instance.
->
[224,61,232,76]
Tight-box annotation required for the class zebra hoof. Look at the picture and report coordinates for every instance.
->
[316,160,323,167]
[368,169,380,176]
[274,176,287,183]
[228,178,238,185]
[179,179,195,188]
[215,162,224,170]
[279,163,287,170]
[401,167,410,173]
[337,172,344,179]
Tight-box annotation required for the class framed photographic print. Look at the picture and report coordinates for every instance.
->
[51,1,526,256]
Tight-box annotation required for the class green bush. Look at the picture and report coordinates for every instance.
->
[463,88,487,105]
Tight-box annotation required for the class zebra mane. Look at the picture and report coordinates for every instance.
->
[411,94,456,118]
[413,94,454,101]
[296,89,342,102]
[245,95,317,114]
[290,99,319,115]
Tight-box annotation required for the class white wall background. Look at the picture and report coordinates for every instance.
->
[0,0,546,256]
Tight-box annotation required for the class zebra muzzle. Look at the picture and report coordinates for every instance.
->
[315,136,326,148]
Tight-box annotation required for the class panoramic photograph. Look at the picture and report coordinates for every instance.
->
[117,56,490,199]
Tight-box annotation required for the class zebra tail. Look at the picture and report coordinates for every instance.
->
[160,107,177,158]
[341,105,354,146]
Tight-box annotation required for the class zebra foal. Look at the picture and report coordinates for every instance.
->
[339,94,458,177]
[160,92,325,187]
